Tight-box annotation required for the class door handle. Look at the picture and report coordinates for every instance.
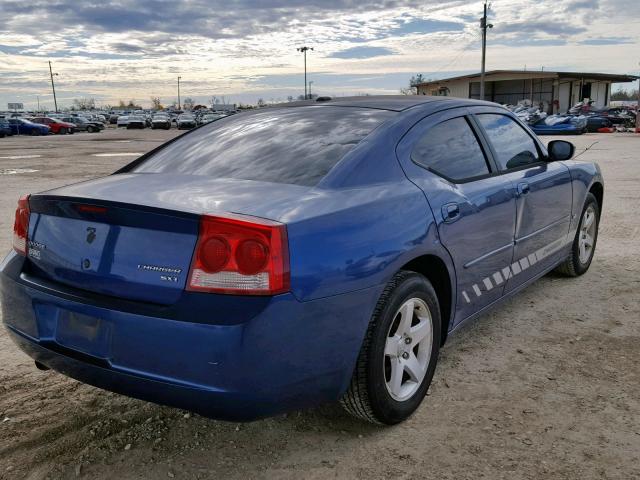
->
[517,182,530,196]
[442,203,461,223]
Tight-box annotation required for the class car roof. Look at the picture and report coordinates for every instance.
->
[283,95,495,112]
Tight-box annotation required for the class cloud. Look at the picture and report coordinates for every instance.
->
[579,37,634,45]
[0,0,638,109]
[329,46,395,59]
[495,20,587,36]
[392,18,464,35]
[566,0,599,10]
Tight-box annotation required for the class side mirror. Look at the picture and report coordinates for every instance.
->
[547,140,575,161]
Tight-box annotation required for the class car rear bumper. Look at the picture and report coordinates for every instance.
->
[1,252,378,420]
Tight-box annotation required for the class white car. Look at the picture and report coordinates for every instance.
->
[116,116,130,128]
[200,113,226,124]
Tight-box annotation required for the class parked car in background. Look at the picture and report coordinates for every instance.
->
[0,96,603,425]
[199,113,226,125]
[0,119,13,137]
[116,116,130,128]
[126,115,146,129]
[61,116,104,133]
[585,117,614,133]
[7,118,50,136]
[30,117,76,135]
[151,114,172,130]
[177,113,197,129]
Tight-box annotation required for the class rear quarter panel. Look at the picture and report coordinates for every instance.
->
[285,181,448,301]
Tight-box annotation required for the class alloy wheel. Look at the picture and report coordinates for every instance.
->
[384,298,433,402]
[578,205,596,264]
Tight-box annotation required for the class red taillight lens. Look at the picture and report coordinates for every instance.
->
[12,194,30,256]
[200,236,230,272]
[187,213,290,295]
[236,239,269,275]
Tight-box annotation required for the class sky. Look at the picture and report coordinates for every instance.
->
[0,0,639,109]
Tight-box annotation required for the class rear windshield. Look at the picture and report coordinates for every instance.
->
[130,106,395,186]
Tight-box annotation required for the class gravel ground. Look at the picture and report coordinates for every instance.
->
[0,128,638,480]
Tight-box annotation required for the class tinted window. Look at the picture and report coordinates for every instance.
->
[132,106,394,186]
[477,114,540,170]
[411,117,490,181]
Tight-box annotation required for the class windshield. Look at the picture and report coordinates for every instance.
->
[129,106,394,186]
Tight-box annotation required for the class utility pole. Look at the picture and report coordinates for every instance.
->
[37,96,40,112]
[177,76,182,110]
[297,46,313,99]
[309,81,314,99]
[49,61,59,113]
[479,1,493,101]
[636,62,640,132]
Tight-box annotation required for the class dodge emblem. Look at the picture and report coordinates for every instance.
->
[86,227,97,244]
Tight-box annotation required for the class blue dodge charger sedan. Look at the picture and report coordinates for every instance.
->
[1,96,602,424]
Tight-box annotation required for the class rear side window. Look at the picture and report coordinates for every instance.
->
[131,106,395,186]
[476,114,540,170]
[411,117,490,181]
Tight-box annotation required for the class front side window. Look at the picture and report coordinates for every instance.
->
[411,117,490,181]
[476,114,540,170]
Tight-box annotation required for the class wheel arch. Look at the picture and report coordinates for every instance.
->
[589,181,603,215]
[400,254,454,346]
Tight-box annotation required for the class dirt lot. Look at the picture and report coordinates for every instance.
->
[0,128,638,479]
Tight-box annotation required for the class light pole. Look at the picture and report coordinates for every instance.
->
[177,76,182,110]
[309,81,314,99]
[479,1,493,101]
[49,61,59,113]
[297,46,313,99]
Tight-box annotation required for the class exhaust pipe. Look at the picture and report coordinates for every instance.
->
[35,361,50,371]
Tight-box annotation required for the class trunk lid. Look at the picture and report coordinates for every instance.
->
[25,174,311,304]
[27,196,199,305]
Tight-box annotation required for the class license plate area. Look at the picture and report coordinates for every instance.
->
[55,310,112,359]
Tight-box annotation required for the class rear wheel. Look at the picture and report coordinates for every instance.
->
[555,193,599,276]
[87,126,95,133]
[30,129,39,136]
[341,270,441,425]
[59,127,67,135]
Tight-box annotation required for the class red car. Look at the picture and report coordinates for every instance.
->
[30,117,76,135]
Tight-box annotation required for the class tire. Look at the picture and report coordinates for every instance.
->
[555,192,600,277]
[340,270,441,425]
[59,127,67,135]
[30,129,39,136]
[87,126,95,133]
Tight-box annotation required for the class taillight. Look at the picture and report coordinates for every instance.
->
[187,213,290,295]
[12,194,30,256]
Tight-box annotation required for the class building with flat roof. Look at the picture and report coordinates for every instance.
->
[416,70,638,113]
